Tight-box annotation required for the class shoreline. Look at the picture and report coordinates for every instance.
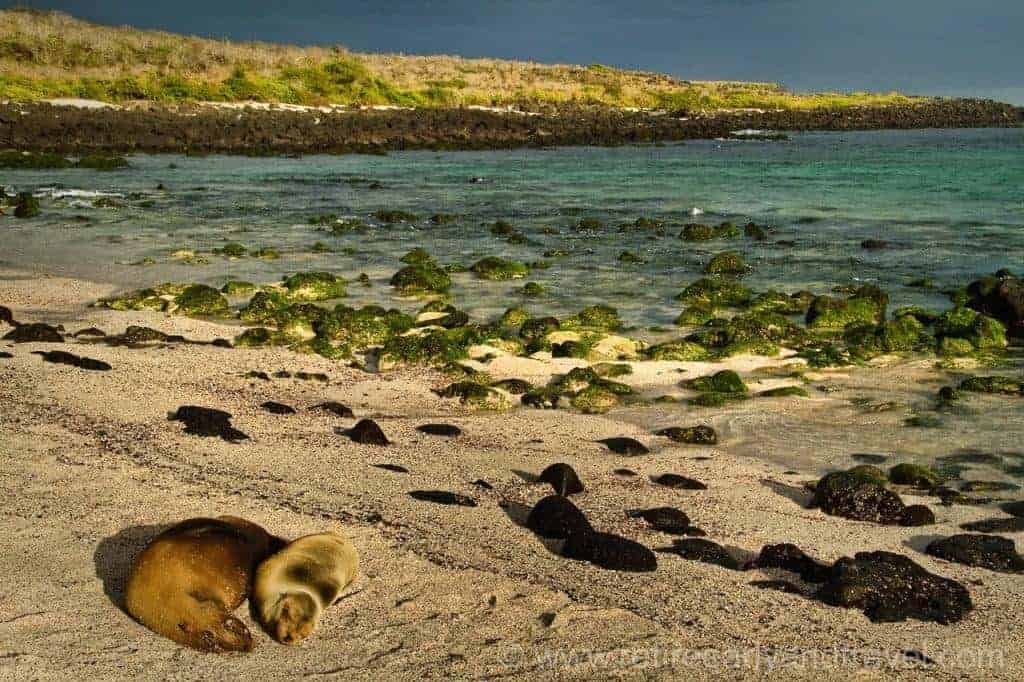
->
[2,267,1024,679]
[2,99,1020,155]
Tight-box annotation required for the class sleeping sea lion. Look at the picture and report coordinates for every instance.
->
[123,516,279,652]
[254,532,359,644]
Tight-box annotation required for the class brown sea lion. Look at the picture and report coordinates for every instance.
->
[123,516,279,652]
[254,533,359,644]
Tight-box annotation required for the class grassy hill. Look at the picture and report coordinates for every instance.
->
[0,8,918,111]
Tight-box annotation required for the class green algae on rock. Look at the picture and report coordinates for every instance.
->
[470,257,529,280]
[703,251,747,275]
[283,271,347,301]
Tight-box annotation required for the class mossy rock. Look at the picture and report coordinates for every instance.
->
[687,370,748,394]
[958,376,1023,396]
[888,463,940,489]
[252,247,280,260]
[938,337,975,357]
[645,340,710,361]
[239,290,290,324]
[574,217,604,231]
[435,382,511,410]
[430,213,457,224]
[499,307,530,328]
[520,282,546,297]
[552,366,599,395]
[935,307,1007,350]
[522,388,563,409]
[759,386,809,398]
[798,343,852,368]
[591,362,633,378]
[317,305,412,348]
[76,155,129,170]
[571,385,619,413]
[806,294,885,331]
[674,304,715,326]
[617,251,645,264]
[235,327,286,347]
[470,257,529,280]
[441,362,493,385]
[13,192,40,218]
[399,248,435,265]
[520,316,560,341]
[174,285,230,317]
[1,151,72,169]
[747,291,809,315]
[390,263,451,294]
[492,378,533,394]
[378,327,485,369]
[283,272,347,301]
[704,251,747,275]
[374,209,418,223]
[560,304,623,332]
[744,222,768,240]
[680,222,737,241]
[221,280,257,296]
[214,242,247,258]
[676,277,752,307]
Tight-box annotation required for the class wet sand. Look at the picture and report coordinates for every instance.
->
[1,268,1023,680]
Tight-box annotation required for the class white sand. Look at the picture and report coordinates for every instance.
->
[1,271,1022,680]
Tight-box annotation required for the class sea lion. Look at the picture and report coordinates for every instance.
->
[254,533,359,645]
[123,516,278,652]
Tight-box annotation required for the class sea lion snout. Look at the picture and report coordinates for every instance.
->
[272,593,317,644]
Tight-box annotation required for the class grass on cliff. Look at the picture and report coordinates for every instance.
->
[0,8,918,111]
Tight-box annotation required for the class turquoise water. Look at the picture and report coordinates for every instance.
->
[3,128,1023,328]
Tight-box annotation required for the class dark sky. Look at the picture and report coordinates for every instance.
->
[14,0,1024,103]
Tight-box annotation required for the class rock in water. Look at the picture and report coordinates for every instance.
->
[561,531,657,572]
[312,402,355,418]
[169,405,249,443]
[261,401,296,415]
[416,423,462,437]
[752,543,831,583]
[349,419,390,445]
[596,437,649,456]
[815,551,973,624]
[526,495,593,539]
[966,271,1024,338]
[658,538,741,570]
[536,463,584,496]
[408,490,477,507]
[653,473,707,490]
[3,322,63,343]
[655,425,718,445]
[32,350,111,371]
[626,507,698,535]
[925,534,1024,573]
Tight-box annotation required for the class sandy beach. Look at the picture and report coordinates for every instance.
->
[1,267,1022,680]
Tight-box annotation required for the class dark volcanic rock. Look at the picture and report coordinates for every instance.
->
[0,351,12,359]
[537,463,584,497]
[655,425,718,445]
[348,418,390,445]
[750,580,803,594]
[752,543,831,583]
[408,490,477,507]
[526,495,594,539]
[169,405,249,442]
[811,468,906,524]
[373,463,408,473]
[626,507,701,535]
[3,322,63,343]
[658,538,741,570]
[653,473,707,490]
[561,531,658,572]
[926,534,1024,573]
[596,437,649,456]
[900,505,936,527]
[32,350,111,371]
[261,401,296,415]
[416,423,462,437]
[1001,501,1024,517]
[960,517,1024,533]
[73,327,107,338]
[312,401,355,418]
[966,271,1024,338]
[815,550,973,624]
[860,239,888,250]
[0,305,14,326]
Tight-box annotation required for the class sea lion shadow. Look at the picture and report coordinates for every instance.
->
[760,479,813,508]
[93,523,172,614]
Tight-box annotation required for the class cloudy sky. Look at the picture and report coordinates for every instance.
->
[20,0,1024,103]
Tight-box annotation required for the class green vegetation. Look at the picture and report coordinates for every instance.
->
[0,9,922,111]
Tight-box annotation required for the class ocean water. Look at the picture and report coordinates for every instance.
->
[3,127,1024,490]
[3,128,1023,331]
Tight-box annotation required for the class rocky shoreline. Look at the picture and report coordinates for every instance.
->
[1,98,1019,155]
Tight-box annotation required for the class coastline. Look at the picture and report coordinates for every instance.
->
[2,99,1019,155]
[2,267,1023,679]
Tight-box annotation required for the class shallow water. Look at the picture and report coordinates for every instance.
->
[3,128,1023,493]
[3,128,1023,330]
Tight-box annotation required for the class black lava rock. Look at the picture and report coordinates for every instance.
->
[962,517,1024,533]
[349,418,389,445]
[3,322,63,343]
[526,495,594,539]
[537,463,584,496]
[561,531,657,572]
[655,425,718,445]
[596,437,649,456]
[812,469,906,524]
[408,490,477,507]
[653,473,707,490]
[900,504,936,526]
[32,350,111,371]
[416,423,462,437]
[373,463,408,473]
[658,538,741,570]
[626,507,696,535]
[0,305,14,326]
[925,534,1024,573]
[752,543,831,583]
[169,405,249,443]
[815,550,973,624]
[313,401,355,418]
[261,401,296,415]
